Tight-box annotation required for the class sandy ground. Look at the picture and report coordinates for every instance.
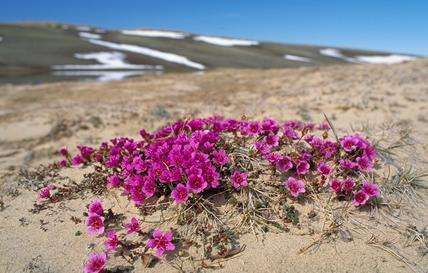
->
[0,60,427,273]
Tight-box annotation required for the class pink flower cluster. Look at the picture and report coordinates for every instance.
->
[83,199,176,272]
[352,181,381,206]
[330,178,356,194]
[51,116,382,271]
[339,134,377,172]
[57,117,380,205]
[329,179,380,206]
[86,200,105,236]
[84,201,108,273]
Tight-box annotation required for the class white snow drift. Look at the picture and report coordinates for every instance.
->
[193,35,259,47]
[121,29,186,39]
[86,39,205,70]
[319,48,356,62]
[355,54,416,64]
[319,48,416,64]
[52,51,162,70]
[51,51,162,82]
[319,48,344,58]
[79,32,101,39]
[284,54,312,62]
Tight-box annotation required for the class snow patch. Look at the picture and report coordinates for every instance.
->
[52,51,162,70]
[52,70,161,82]
[320,48,417,65]
[319,48,344,58]
[79,32,101,39]
[121,29,186,39]
[319,48,358,63]
[284,54,311,62]
[355,54,416,64]
[193,35,259,47]
[0,36,3,42]
[86,39,205,70]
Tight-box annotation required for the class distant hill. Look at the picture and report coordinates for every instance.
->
[0,22,418,84]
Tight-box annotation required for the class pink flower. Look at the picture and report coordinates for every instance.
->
[265,134,280,147]
[356,156,374,172]
[283,126,299,140]
[171,184,189,204]
[147,229,175,257]
[246,121,261,136]
[339,159,357,170]
[265,152,281,164]
[361,181,380,198]
[296,160,310,175]
[352,190,369,206]
[186,174,208,193]
[342,178,355,192]
[104,231,119,252]
[317,162,332,176]
[38,184,55,200]
[84,252,107,273]
[142,179,156,197]
[307,135,323,148]
[88,200,104,216]
[364,145,377,161]
[130,189,145,207]
[285,177,306,198]
[261,118,279,133]
[231,171,248,189]
[276,156,293,172]
[205,169,220,188]
[107,174,121,188]
[59,146,69,157]
[254,141,271,155]
[330,179,342,194]
[72,155,84,166]
[300,152,312,162]
[188,119,205,131]
[212,149,230,166]
[330,178,355,194]
[340,136,359,152]
[86,215,105,236]
[58,159,68,167]
[320,141,337,159]
[139,128,153,140]
[78,145,95,159]
[124,217,141,234]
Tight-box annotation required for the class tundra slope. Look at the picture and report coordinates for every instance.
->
[0,22,418,83]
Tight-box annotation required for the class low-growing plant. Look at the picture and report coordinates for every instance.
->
[37,115,388,272]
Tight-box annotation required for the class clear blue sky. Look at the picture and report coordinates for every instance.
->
[2,0,427,55]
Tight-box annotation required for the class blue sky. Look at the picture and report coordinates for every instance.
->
[2,0,427,55]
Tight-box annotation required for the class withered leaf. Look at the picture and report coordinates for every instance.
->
[141,253,156,268]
